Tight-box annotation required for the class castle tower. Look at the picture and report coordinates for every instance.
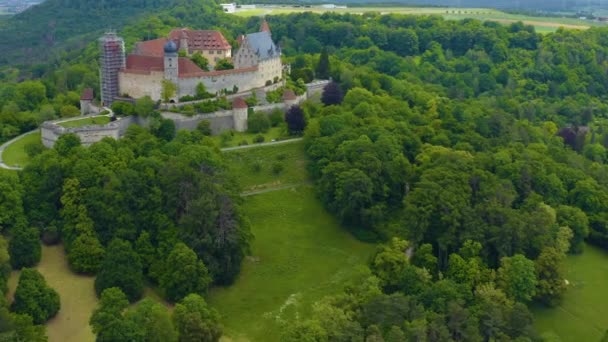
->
[164,40,179,85]
[179,29,189,54]
[99,32,125,106]
[232,97,248,132]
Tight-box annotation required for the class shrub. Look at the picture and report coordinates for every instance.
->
[238,140,248,146]
[219,131,233,147]
[253,135,265,143]
[276,153,287,161]
[269,109,284,126]
[248,112,271,134]
[251,161,262,173]
[24,142,43,158]
[272,162,284,175]
[197,120,212,136]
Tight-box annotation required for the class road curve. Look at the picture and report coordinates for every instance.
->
[0,129,39,170]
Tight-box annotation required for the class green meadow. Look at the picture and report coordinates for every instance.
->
[208,186,374,341]
[58,116,110,128]
[2,131,42,168]
[533,244,608,341]
[209,141,375,341]
[224,140,308,192]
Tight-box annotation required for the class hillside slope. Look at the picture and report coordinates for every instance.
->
[0,0,223,65]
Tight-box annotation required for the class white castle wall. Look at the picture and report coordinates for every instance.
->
[178,68,262,97]
[41,89,309,147]
[119,71,164,101]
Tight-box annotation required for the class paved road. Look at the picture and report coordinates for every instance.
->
[221,137,303,152]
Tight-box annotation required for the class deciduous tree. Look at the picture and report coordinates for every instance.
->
[11,268,60,324]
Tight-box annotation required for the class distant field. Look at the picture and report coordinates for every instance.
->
[235,6,601,32]
[224,140,308,193]
[208,186,374,342]
[58,116,110,128]
[533,244,608,341]
[2,131,42,168]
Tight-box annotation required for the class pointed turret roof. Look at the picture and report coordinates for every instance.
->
[260,19,270,33]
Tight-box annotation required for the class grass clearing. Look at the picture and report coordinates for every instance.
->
[225,140,308,192]
[58,116,110,128]
[208,186,375,341]
[532,244,608,341]
[235,6,601,32]
[7,245,97,342]
[2,131,42,168]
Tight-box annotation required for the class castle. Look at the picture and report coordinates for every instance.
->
[106,20,283,104]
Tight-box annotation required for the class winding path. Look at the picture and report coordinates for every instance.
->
[220,137,303,151]
[0,113,298,171]
[0,130,38,170]
[0,110,113,171]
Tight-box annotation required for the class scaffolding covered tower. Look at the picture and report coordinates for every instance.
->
[99,32,125,106]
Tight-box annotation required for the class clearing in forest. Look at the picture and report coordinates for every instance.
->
[533,244,608,341]
[212,142,374,341]
[208,186,375,341]
[224,139,309,193]
[7,245,97,342]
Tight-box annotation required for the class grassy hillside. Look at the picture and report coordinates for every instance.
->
[533,244,608,341]
[0,0,228,66]
[208,186,374,341]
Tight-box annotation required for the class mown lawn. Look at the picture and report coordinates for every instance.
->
[208,186,375,342]
[224,140,308,192]
[533,244,608,341]
[58,116,110,128]
[7,245,97,342]
[2,131,42,167]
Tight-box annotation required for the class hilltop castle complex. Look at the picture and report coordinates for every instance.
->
[100,20,283,105]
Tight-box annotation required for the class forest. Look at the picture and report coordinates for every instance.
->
[1,0,608,340]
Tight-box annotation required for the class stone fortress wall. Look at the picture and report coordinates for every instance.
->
[41,80,329,148]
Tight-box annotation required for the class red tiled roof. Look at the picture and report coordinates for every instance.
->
[282,89,296,100]
[124,55,164,73]
[233,97,248,109]
[178,57,204,76]
[260,20,270,33]
[80,88,94,100]
[133,38,168,57]
[169,28,232,53]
